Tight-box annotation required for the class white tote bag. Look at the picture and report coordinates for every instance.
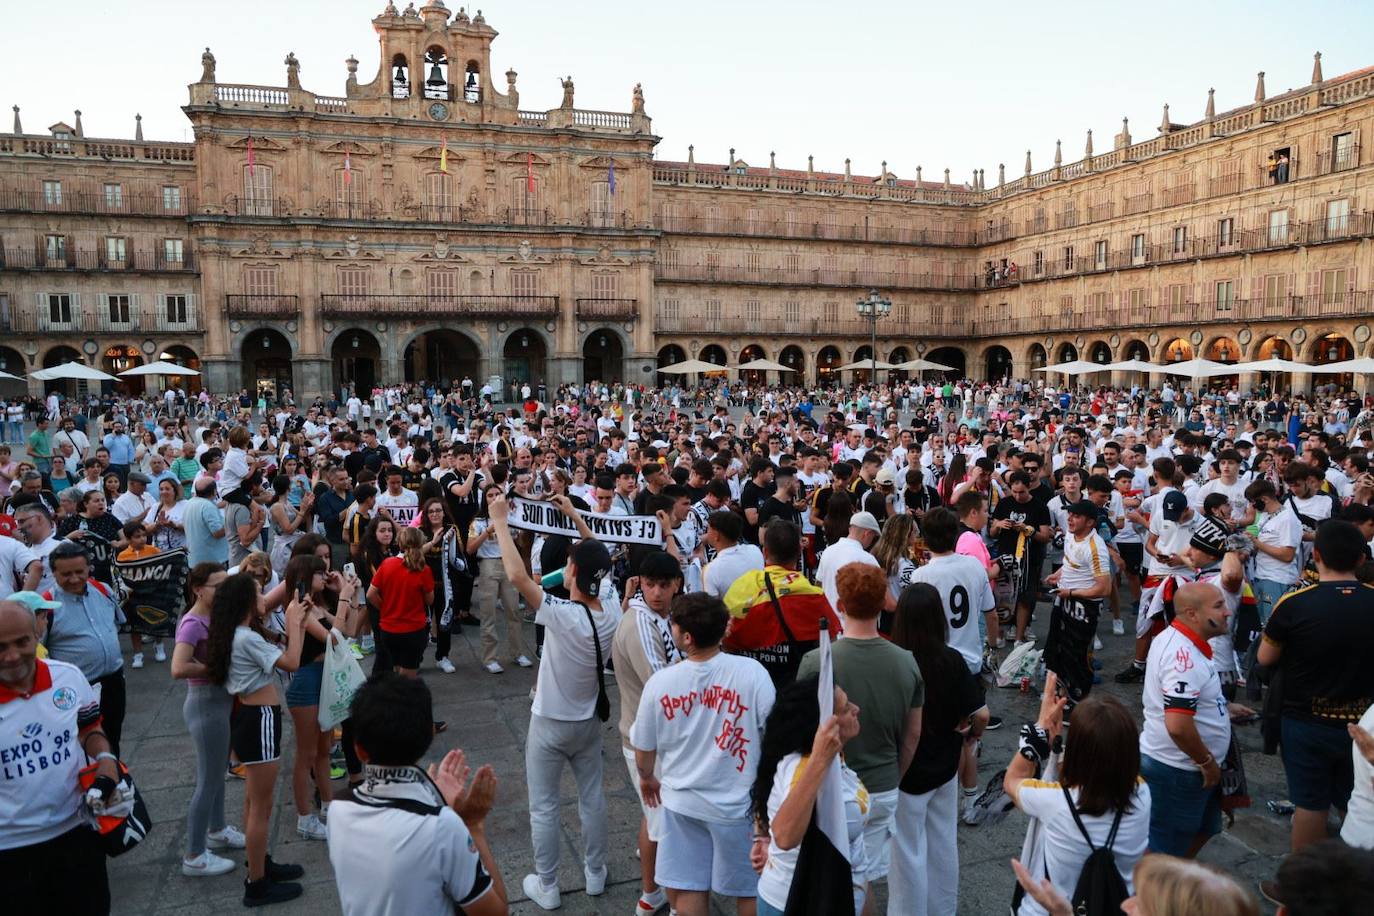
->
[318,629,367,731]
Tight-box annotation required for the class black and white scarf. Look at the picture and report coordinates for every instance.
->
[351,764,446,816]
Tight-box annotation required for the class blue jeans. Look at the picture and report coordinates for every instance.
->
[757,898,785,916]
[1251,578,1290,625]
[1140,753,1221,856]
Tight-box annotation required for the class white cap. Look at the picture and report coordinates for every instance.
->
[849,511,881,534]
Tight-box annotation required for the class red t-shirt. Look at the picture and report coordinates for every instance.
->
[371,556,435,634]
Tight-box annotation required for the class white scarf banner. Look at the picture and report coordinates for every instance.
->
[507,497,663,546]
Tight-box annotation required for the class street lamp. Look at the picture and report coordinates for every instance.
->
[854,289,892,384]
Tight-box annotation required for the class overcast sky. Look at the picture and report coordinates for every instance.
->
[5,0,1371,182]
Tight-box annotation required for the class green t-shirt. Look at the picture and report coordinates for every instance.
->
[27,428,50,460]
[171,456,201,498]
[797,636,924,793]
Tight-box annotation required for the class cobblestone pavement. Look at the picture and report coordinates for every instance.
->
[108,599,1295,915]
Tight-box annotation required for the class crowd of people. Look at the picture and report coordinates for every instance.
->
[1,372,1373,915]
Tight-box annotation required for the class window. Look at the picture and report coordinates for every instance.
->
[162,185,182,212]
[745,300,761,323]
[1094,240,1108,269]
[1171,226,1188,254]
[1088,291,1109,311]
[1217,218,1234,248]
[784,301,800,324]
[165,294,189,324]
[106,294,131,324]
[1062,246,1074,270]
[704,206,721,231]
[244,266,279,297]
[1128,288,1148,310]
[1270,147,1291,184]
[1267,209,1289,245]
[1131,233,1146,262]
[745,251,762,273]
[45,234,66,261]
[512,270,539,300]
[1262,274,1286,309]
[47,293,73,324]
[103,183,123,209]
[1215,280,1235,310]
[746,208,762,233]
[242,165,274,216]
[334,168,362,214]
[1320,269,1349,306]
[660,298,680,320]
[163,239,184,263]
[705,299,722,321]
[1325,199,1350,237]
[426,269,458,298]
[785,253,800,272]
[1165,284,1187,307]
[1331,132,1356,172]
[590,180,612,227]
[1033,250,1044,275]
[338,267,370,298]
[785,210,800,235]
[823,301,839,323]
[661,247,680,269]
[705,250,720,272]
[42,180,61,205]
[591,272,617,300]
[510,176,541,222]
[105,237,127,263]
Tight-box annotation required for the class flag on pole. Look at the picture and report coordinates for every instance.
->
[526,152,534,193]
[343,144,352,186]
[439,136,448,174]
[608,159,616,196]
[782,616,855,916]
[247,136,255,177]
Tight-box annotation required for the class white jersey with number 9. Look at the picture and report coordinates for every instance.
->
[910,553,997,675]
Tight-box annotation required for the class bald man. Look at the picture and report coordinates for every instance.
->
[1137,581,1248,857]
[0,599,120,911]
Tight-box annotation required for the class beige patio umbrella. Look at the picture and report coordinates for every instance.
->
[658,358,728,375]
[836,359,897,371]
[735,358,791,372]
[30,362,119,382]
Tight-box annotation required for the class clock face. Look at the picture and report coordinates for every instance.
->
[428,102,449,121]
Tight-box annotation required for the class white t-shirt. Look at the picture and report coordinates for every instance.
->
[1058,531,1109,592]
[1016,781,1151,916]
[0,535,38,593]
[1146,511,1195,577]
[1139,622,1231,770]
[218,447,250,499]
[1340,702,1374,850]
[702,543,764,598]
[328,790,493,916]
[376,489,420,527]
[1196,477,1248,524]
[531,590,622,722]
[815,537,880,611]
[1251,505,1303,583]
[910,553,996,674]
[111,490,158,525]
[757,753,870,912]
[630,651,776,823]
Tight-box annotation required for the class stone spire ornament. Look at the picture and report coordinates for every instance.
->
[1084,129,1093,157]
[135,114,143,141]
[915,165,922,184]
[1159,103,1171,133]
[1119,117,1132,147]
[998,163,1005,186]
[1205,88,1215,120]
[11,105,20,135]
[881,159,887,178]
[686,144,694,165]
[844,158,851,181]
[1054,139,1062,166]
[1024,149,1032,175]
[770,151,777,171]
[942,168,950,188]
[1312,51,1323,84]
[807,154,814,177]
[1254,71,1266,103]
[73,110,83,138]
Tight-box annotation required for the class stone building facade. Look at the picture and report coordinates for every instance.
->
[1,4,1370,399]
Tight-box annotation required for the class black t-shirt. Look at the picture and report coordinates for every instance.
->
[991,494,1051,555]
[1263,581,1374,726]
[758,496,801,533]
[739,480,772,544]
[900,645,985,794]
[358,445,388,475]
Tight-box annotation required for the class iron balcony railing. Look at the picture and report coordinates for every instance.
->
[655,263,981,292]
[0,187,193,217]
[318,294,559,319]
[0,305,201,335]
[0,247,196,272]
[224,294,300,319]
[575,298,640,321]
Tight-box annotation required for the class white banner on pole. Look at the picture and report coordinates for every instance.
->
[507,497,664,546]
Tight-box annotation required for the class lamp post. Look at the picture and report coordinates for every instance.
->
[855,289,891,385]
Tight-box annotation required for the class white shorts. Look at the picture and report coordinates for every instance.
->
[862,787,900,881]
[654,807,758,899]
[623,746,664,841]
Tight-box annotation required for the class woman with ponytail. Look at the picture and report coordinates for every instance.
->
[366,525,435,678]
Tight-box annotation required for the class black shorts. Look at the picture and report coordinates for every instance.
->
[381,627,429,670]
[231,703,282,765]
[1117,542,1144,576]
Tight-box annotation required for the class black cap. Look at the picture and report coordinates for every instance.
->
[571,539,613,597]
[1065,499,1099,518]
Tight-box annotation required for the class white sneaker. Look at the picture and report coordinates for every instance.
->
[205,825,246,849]
[515,655,533,668]
[585,865,607,896]
[484,661,505,674]
[181,850,235,877]
[636,888,667,914]
[154,642,167,662]
[1092,635,1104,651]
[131,653,144,669]
[522,873,561,910]
[436,657,457,674]
[1111,618,1125,636]
[296,813,328,840]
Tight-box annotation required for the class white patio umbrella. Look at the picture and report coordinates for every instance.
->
[1230,357,1319,374]
[894,358,958,373]
[30,362,118,382]
[658,358,728,375]
[1033,360,1109,376]
[0,370,23,382]
[1158,358,1232,379]
[836,359,897,371]
[1311,357,1374,374]
[118,360,202,377]
[735,358,791,372]
[1103,358,1164,373]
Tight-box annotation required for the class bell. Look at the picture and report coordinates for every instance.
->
[465,70,476,89]
[393,65,407,85]
[426,63,445,87]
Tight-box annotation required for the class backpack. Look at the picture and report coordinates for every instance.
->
[1062,785,1129,916]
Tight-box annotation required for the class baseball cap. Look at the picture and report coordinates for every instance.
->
[1065,499,1099,518]
[1161,491,1189,522]
[570,539,613,597]
[849,511,882,534]
[8,590,61,613]
[875,468,896,486]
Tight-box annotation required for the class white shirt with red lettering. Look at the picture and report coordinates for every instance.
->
[1139,621,1231,770]
[630,651,776,823]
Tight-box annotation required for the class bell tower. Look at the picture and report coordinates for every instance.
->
[359,2,506,119]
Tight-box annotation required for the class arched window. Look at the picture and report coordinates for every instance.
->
[391,54,410,99]
[423,47,449,100]
[463,61,481,103]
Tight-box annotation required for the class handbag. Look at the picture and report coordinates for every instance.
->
[318,628,367,730]
[579,602,611,723]
[78,758,153,857]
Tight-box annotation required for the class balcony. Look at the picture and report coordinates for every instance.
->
[225,294,300,319]
[655,214,980,247]
[1,304,201,335]
[318,294,559,319]
[655,313,975,339]
[575,298,640,321]
[0,247,196,273]
[218,196,643,231]
[655,263,979,291]
[0,187,193,217]
[1317,142,1360,176]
